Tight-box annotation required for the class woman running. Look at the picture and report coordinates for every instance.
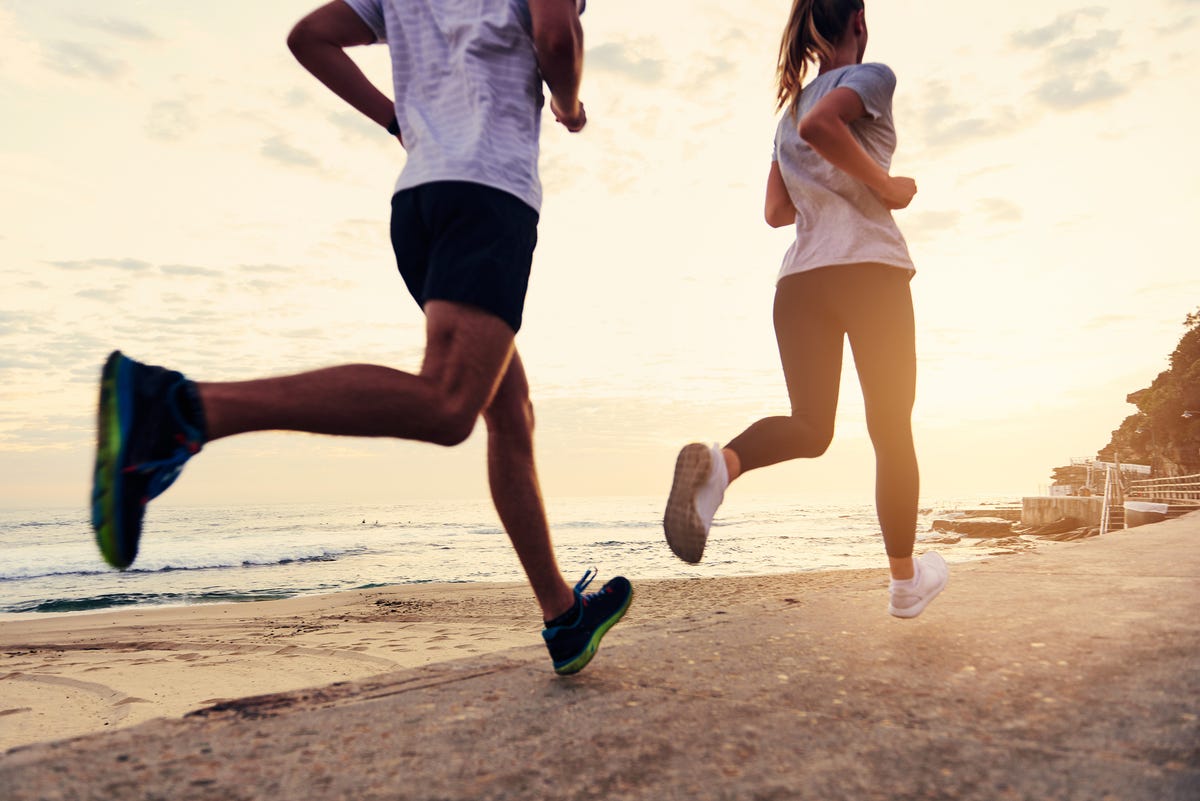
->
[663,0,947,618]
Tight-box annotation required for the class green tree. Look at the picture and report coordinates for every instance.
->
[1100,309,1200,475]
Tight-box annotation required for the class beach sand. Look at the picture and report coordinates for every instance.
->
[0,569,883,751]
[2,515,1198,801]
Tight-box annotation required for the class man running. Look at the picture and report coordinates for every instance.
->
[90,0,631,675]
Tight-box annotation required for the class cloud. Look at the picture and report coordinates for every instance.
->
[901,210,961,240]
[1043,28,1121,69]
[1033,70,1128,109]
[49,258,153,272]
[692,54,737,93]
[587,42,666,84]
[282,87,311,108]
[239,263,296,275]
[0,310,40,337]
[1010,7,1106,48]
[74,286,125,304]
[1012,8,1131,111]
[261,135,321,169]
[1084,313,1138,330]
[326,110,384,141]
[1158,15,1196,36]
[74,16,159,42]
[42,40,125,80]
[909,81,1023,149]
[976,197,1023,224]
[145,99,197,141]
[161,264,224,278]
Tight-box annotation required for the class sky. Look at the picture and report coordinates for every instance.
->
[1,0,1199,511]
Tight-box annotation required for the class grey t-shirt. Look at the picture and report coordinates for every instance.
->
[774,62,914,279]
[342,0,552,212]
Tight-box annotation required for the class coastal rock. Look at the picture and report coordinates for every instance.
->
[1038,526,1101,542]
[931,517,1013,538]
[1020,517,1084,538]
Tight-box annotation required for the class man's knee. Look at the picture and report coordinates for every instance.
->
[484,393,535,437]
[426,399,481,447]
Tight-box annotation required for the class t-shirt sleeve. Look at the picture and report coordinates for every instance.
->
[837,63,896,122]
[341,0,387,42]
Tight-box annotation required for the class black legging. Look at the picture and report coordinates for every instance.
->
[726,263,919,558]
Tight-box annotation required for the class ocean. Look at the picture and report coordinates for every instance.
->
[0,496,1021,616]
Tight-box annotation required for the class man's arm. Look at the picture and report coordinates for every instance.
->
[765,160,796,228]
[528,0,586,132]
[797,87,915,210]
[287,1,399,140]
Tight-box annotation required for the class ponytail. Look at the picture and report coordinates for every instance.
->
[775,0,865,114]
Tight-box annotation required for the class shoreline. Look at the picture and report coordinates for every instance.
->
[0,568,890,752]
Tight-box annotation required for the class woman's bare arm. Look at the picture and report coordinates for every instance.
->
[798,87,915,210]
[765,160,797,228]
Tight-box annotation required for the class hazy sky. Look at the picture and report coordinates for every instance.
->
[2,0,1198,510]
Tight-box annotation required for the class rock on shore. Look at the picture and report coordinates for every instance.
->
[931,516,1014,538]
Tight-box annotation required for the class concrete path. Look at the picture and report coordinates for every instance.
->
[4,515,1198,801]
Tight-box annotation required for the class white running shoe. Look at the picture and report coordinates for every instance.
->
[888,551,949,619]
[663,443,728,563]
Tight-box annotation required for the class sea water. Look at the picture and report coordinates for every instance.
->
[0,496,1017,615]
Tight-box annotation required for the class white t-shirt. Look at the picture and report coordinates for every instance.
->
[342,0,551,212]
[774,62,915,280]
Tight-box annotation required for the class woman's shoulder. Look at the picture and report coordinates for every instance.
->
[839,62,896,85]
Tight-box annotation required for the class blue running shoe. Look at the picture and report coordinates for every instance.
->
[542,569,632,675]
[91,351,206,569]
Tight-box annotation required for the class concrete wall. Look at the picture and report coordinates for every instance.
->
[1022,496,1103,527]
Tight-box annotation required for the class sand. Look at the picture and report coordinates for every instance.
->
[0,569,883,752]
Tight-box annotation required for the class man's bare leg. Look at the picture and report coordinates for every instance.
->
[483,351,575,622]
[198,301,515,445]
[194,301,576,618]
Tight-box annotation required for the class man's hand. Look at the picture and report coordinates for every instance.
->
[530,0,585,134]
[876,175,917,210]
[551,97,586,132]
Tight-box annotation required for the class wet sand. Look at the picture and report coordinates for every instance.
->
[0,569,884,751]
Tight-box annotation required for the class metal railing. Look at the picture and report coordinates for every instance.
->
[1126,473,1200,504]
[1099,465,1115,536]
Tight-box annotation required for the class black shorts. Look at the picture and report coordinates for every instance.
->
[389,181,539,333]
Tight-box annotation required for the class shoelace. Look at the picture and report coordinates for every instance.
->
[574,567,611,607]
[127,438,196,501]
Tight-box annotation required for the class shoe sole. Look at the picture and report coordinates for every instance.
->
[663,443,712,563]
[553,587,634,676]
[888,562,949,619]
[91,352,135,570]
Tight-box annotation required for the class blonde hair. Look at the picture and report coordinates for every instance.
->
[775,0,865,114]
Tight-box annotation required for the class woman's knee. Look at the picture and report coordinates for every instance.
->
[785,412,835,456]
